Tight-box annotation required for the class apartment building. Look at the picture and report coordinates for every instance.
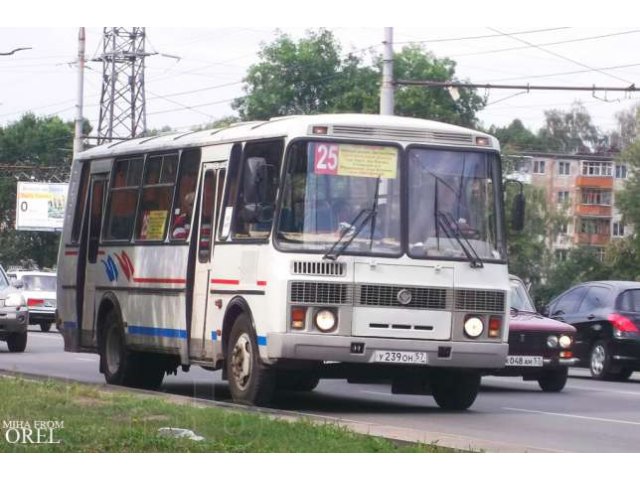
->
[507,152,631,260]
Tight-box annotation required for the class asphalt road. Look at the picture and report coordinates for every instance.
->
[3,328,640,452]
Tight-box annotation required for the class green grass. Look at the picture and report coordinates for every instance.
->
[0,376,454,453]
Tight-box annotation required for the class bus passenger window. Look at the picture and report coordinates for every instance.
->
[104,157,143,241]
[170,149,201,241]
[233,140,283,240]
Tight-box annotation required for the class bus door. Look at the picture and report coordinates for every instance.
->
[80,174,108,348]
[190,152,229,360]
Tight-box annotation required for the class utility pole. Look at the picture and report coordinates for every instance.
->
[96,27,148,144]
[380,27,394,115]
[73,27,85,158]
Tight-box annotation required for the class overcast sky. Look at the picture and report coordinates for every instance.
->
[2,17,640,140]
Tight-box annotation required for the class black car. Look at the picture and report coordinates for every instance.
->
[543,281,640,380]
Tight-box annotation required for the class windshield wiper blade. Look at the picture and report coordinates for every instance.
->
[436,211,484,269]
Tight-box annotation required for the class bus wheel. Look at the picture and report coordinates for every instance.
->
[100,310,136,387]
[431,370,480,411]
[276,371,320,392]
[226,313,275,406]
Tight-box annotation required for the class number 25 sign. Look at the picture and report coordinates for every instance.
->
[313,143,339,175]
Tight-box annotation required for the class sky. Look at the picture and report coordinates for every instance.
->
[2,6,640,144]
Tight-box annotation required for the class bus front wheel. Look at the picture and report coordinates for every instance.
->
[226,313,275,406]
[431,370,480,411]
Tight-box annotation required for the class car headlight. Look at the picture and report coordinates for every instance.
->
[559,335,572,349]
[546,335,559,348]
[4,293,26,308]
[464,316,484,338]
[314,309,337,333]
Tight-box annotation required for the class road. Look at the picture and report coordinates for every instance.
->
[2,328,640,452]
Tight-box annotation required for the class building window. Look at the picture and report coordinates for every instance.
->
[533,160,545,174]
[593,247,606,262]
[555,249,568,262]
[580,218,610,235]
[613,222,625,237]
[557,191,570,204]
[581,161,612,177]
[615,164,628,179]
[581,189,612,205]
[558,222,568,234]
[558,161,570,175]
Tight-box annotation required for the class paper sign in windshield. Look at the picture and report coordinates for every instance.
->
[312,143,397,179]
[140,210,167,240]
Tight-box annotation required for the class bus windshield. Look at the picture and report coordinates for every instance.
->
[276,141,402,256]
[407,148,505,262]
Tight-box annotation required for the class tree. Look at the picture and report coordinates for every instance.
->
[489,119,545,154]
[233,30,486,127]
[0,113,78,269]
[537,102,601,153]
[609,103,640,151]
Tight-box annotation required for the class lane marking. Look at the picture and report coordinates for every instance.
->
[504,407,640,426]
[361,389,394,396]
[74,357,96,362]
[566,385,640,397]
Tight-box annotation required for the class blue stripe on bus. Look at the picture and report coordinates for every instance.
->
[257,336,267,346]
[63,322,77,330]
[128,326,187,339]
[211,331,218,341]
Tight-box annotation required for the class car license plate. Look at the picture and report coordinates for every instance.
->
[505,355,543,367]
[372,350,428,364]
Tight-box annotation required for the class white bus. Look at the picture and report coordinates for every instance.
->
[57,114,518,410]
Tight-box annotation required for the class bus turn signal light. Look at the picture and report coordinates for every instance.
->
[291,307,306,330]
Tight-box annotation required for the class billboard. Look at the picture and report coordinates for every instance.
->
[15,182,68,232]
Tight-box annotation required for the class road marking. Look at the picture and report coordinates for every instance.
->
[361,389,394,396]
[504,407,640,426]
[29,333,63,341]
[74,357,96,362]
[566,385,640,397]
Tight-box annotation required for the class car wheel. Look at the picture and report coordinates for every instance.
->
[537,367,568,392]
[612,367,634,381]
[40,322,52,333]
[590,340,616,380]
[6,332,27,352]
[225,313,275,406]
[431,370,480,411]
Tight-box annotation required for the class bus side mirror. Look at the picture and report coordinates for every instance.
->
[511,193,525,231]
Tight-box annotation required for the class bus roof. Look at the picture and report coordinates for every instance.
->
[76,114,499,161]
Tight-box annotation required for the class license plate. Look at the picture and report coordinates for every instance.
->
[372,350,428,364]
[506,355,543,367]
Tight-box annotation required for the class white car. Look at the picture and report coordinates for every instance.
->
[8,270,57,332]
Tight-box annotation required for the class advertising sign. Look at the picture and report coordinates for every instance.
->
[311,142,398,179]
[15,182,68,232]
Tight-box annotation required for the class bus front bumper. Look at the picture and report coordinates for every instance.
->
[266,333,508,369]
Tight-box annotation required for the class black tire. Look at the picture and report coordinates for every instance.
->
[6,332,27,352]
[276,372,320,392]
[537,367,568,392]
[99,310,164,390]
[612,367,634,381]
[590,340,615,380]
[431,370,480,411]
[40,322,52,333]
[225,313,275,406]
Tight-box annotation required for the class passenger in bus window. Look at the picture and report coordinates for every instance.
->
[172,192,195,239]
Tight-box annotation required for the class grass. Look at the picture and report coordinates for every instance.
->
[0,376,455,453]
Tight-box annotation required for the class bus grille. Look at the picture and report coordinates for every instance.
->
[289,282,353,305]
[356,284,450,310]
[330,125,474,145]
[455,289,505,312]
[291,261,346,277]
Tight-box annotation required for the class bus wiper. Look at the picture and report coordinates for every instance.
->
[323,177,381,261]
[436,211,484,269]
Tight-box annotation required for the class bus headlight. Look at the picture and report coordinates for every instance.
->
[314,309,337,333]
[559,335,572,349]
[4,293,26,308]
[546,335,559,348]
[464,316,484,338]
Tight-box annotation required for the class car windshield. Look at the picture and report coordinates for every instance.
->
[407,148,505,261]
[276,141,401,256]
[510,278,536,312]
[22,275,57,291]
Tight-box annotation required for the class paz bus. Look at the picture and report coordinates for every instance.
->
[57,114,520,410]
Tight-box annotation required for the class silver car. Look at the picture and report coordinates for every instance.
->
[0,265,29,352]
[8,270,56,332]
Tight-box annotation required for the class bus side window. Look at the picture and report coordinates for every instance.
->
[198,170,216,262]
[104,157,143,241]
[136,153,179,241]
[170,149,201,241]
[218,145,242,240]
[70,162,90,244]
[233,140,284,240]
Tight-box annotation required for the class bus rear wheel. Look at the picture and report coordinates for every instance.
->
[431,370,480,411]
[226,313,275,406]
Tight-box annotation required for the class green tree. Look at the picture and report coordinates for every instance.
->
[538,102,601,153]
[0,113,78,269]
[489,119,544,154]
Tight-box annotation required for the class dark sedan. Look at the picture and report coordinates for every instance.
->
[544,281,640,381]
[487,275,578,392]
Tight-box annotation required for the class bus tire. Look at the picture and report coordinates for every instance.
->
[431,370,480,411]
[7,332,28,353]
[100,310,138,387]
[276,371,320,392]
[225,313,275,406]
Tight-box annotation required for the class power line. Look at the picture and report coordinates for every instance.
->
[397,80,640,92]
[392,27,570,46]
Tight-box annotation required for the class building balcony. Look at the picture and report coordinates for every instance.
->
[575,233,610,246]
[576,176,613,188]
[575,204,612,217]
